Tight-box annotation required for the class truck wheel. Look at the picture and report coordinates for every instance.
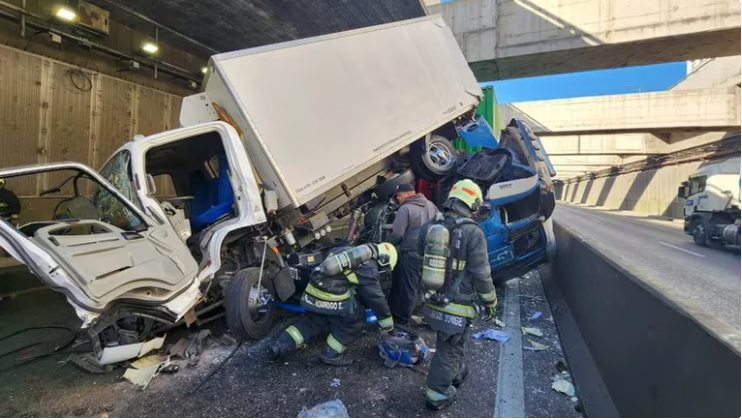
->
[373,169,415,200]
[689,219,709,247]
[225,268,275,340]
[411,135,457,181]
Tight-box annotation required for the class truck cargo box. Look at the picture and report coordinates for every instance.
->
[190,15,481,209]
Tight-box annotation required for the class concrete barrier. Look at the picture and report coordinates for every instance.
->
[541,222,741,417]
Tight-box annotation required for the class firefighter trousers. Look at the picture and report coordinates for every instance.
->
[425,327,470,404]
[277,303,366,354]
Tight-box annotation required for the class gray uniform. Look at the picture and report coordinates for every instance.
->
[417,202,496,408]
[388,194,438,324]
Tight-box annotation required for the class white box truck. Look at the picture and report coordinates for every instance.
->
[0,16,495,363]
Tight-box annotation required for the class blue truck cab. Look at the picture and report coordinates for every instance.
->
[457,118,557,284]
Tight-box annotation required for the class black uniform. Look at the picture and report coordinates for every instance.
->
[273,246,394,361]
[0,185,21,223]
[417,202,497,408]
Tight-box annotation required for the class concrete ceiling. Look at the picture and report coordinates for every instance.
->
[90,0,427,55]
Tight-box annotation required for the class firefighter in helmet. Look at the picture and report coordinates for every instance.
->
[417,179,497,410]
[270,242,398,366]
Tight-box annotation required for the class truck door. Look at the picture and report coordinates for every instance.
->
[0,163,199,312]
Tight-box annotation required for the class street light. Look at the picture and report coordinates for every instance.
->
[142,42,158,54]
[55,6,76,21]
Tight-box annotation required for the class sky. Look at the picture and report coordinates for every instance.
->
[484,62,689,104]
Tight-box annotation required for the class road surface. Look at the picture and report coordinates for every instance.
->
[554,203,741,330]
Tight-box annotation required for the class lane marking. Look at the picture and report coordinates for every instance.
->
[657,241,705,258]
[493,279,525,418]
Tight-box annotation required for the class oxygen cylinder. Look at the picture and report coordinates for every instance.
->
[421,224,449,292]
[320,245,374,277]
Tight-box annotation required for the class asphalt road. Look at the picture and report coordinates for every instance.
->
[554,203,741,330]
[1,273,581,418]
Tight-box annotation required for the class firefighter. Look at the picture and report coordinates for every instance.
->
[0,179,21,226]
[270,242,398,366]
[417,179,497,410]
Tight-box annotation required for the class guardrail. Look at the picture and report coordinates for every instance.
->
[541,222,741,417]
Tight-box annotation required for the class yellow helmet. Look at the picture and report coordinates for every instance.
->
[0,179,4,188]
[376,242,398,270]
[448,179,483,211]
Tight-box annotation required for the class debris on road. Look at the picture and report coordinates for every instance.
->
[495,318,506,327]
[298,399,348,418]
[521,327,543,337]
[330,378,341,387]
[530,311,542,320]
[523,340,549,351]
[551,379,575,397]
[472,329,511,342]
[122,355,171,389]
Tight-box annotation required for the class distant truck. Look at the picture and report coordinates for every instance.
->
[0,16,556,364]
[678,157,740,248]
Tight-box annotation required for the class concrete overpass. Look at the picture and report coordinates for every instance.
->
[430,0,741,81]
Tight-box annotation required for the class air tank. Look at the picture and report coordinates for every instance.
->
[320,245,374,277]
[421,224,449,292]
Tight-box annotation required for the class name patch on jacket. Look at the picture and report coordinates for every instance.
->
[301,293,353,315]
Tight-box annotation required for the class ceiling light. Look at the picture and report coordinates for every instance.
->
[55,7,76,21]
[142,43,158,54]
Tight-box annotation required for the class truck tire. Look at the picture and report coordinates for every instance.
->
[689,218,709,247]
[373,169,415,200]
[410,135,457,181]
[225,268,275,340]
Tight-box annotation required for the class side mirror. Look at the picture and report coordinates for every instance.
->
[677,185,688,199]
[146,174,157,196]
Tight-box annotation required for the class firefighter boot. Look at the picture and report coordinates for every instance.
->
[319,345,354,367]
[425,386,458,411]
[269,334,297,360]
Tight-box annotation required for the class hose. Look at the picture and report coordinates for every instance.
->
[0,326,77,373]
[188,341,243,394]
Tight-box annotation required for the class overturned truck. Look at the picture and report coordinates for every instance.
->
[0,16,556,364]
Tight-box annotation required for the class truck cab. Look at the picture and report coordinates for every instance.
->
[678,157,741,248]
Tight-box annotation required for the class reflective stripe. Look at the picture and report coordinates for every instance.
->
[327,334,346,353]
[425,387,447,402]
[378,316,394,330]
[305,284,351,301]
[427,302,477,318]
[344,270,359,284]
[285,326,304,347]
[451,259,467,271]
[479,289,497,303]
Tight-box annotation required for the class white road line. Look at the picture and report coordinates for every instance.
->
[493,279,525,418]
[657,241,705,258]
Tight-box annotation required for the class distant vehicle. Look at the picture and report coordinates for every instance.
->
[678,157,740,248]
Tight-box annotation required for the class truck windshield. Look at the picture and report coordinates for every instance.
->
[689,176,707,195]
[99,150,144,211]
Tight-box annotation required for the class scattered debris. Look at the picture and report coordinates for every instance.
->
[520,327,543,337]
[530,311,542,320]
[571,397,578,403]
[523,340,549,352]
[555,360,569,374]
[330,378,341,387]
[68,353,113,374]
[519,295,546,302]
[551,379,575,397]
[169,338,189,358]
[98,335,166,365]
[122,355,171,389]
[298,399,348,418]
[472,329,511,343]
[494,318,506,328]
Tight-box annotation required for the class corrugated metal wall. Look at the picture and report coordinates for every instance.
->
[0,44,181,197]
[558,161,706,219]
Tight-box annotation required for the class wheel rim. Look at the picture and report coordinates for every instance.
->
[692,222,706,244]
[247,283,273,323]
[427,141,454,171]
